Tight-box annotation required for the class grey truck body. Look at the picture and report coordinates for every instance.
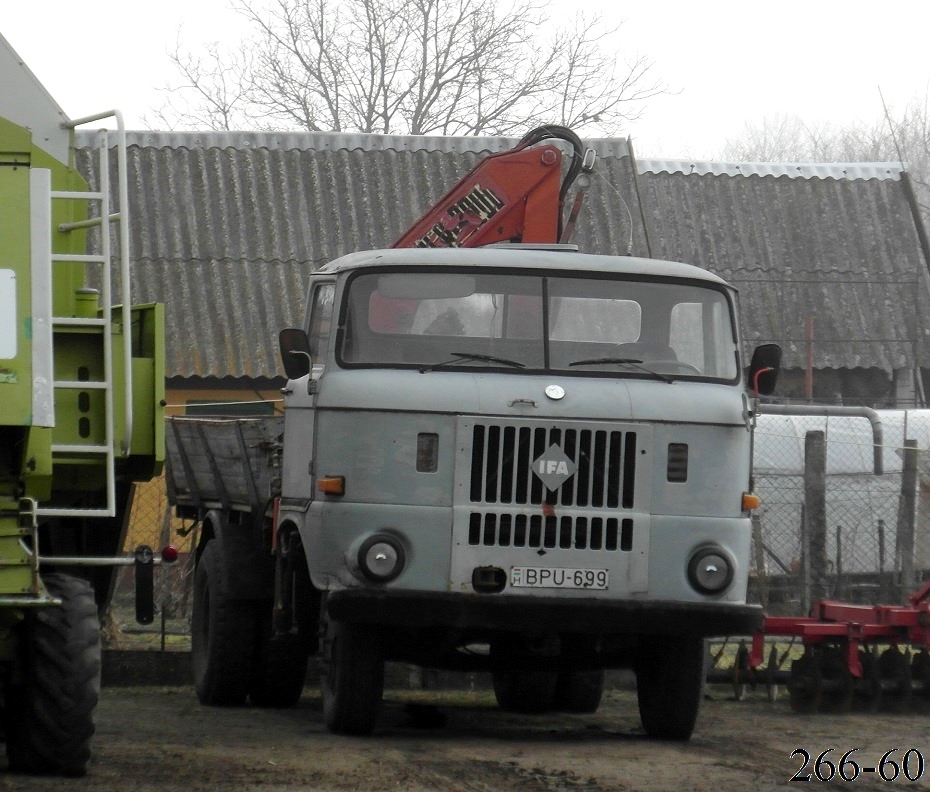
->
[169,246,762,651]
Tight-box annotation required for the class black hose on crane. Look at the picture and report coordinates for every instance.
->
[514,125,586,239]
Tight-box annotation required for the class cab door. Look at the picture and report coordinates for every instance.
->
[281,280,335,499]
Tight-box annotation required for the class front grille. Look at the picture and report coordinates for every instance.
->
[469,424,636,508]
[468,513,634,551]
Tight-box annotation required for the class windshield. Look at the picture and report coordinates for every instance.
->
[338,269,739,380]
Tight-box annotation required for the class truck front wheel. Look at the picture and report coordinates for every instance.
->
[4,572,100,776]
[320,604,384,735]
[191,541,258,705]
[634,635,706,740]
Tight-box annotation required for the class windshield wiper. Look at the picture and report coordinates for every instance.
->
[568,357,672,383]
[422,351,526,372]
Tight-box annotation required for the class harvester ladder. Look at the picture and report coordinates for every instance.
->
[35,112,133,520]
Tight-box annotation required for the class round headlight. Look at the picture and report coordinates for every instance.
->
[358,534,406,583]
[687,546,734,595]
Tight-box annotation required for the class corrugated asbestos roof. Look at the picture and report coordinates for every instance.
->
[635,168,928,372]
[74,131,930,379]
[636,159,905,180]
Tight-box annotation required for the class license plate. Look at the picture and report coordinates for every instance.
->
[510,566,609,590]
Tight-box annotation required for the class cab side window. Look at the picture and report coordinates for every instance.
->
[308,283,335,367]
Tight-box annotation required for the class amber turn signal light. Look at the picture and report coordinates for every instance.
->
[741,492,760,511]
[318,476,345,496]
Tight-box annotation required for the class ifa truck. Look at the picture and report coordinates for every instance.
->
[0,35,166,774]
[167,126,780,739]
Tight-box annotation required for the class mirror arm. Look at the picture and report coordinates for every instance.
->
[752,366,774,398]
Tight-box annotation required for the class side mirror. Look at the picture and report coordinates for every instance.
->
[748,343,781,396]
[279,328,313,380]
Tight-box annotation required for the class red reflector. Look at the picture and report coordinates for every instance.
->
[160,545,180,564]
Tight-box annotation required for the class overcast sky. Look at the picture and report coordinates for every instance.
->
[3,0,929,159]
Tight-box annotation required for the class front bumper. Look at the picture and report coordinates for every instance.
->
[326,588,763,638]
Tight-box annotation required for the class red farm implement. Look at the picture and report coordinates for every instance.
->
[733,580,930,712]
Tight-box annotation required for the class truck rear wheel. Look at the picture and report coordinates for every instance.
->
[492,671,558,713]
[553,669,605,713]
[634,636,705,740]
[320,605,384,735]
[5,573,100,776]
[191,541,258,706]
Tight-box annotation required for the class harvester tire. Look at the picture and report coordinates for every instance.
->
[320,603,384,735]
[634,635,705,741]
[552,669,605,713]
[5,573,100,776]
[191,541,258,706]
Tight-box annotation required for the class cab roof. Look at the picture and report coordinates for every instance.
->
[316,247,732,288]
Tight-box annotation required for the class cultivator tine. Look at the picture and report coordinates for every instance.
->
[765,645,780,702]
[733,641,750,700]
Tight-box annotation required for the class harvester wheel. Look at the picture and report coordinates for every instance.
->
[855,649,882,712]
[634,635,705,741]
[5,573,100,776]
[320,602,384,735]
[552,669,605,713]
[878,645,912,712]
[788,649,822,713]
[191,541,259,706]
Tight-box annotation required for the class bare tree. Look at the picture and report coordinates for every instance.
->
[154,0,665,136]
[719,95,930,223]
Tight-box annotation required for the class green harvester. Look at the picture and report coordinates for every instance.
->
[0,34,165,775]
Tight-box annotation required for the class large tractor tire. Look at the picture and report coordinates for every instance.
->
[5,573,101,776]
[191,541,259,706]
[320,602,384,735]
[634,635,706,741]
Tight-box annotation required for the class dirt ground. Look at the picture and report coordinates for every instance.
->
[3,679,930,792]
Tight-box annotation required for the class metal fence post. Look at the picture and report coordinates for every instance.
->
[805,431,828,604]
[896,439,918,599]
[878,518,886,601]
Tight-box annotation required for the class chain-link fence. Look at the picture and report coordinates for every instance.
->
[750,410,930,615]
[112,410,930,639]
[109,476,199,646]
